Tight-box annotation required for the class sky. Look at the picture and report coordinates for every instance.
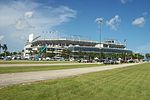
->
[0,0,150,53]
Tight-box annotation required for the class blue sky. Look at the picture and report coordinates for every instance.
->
[0,0,150,53]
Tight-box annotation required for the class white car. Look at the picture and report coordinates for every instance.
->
[46,57,51,61]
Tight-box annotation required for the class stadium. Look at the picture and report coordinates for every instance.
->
[23,34,132,60]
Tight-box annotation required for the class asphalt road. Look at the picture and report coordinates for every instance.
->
[0,63,142,87]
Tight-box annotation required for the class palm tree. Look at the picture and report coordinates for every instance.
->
[61,49,71,59]
[146,53,150,60]
[2,44,7,57]
[0,44,2,54]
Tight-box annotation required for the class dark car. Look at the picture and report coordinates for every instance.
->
[0,56,4,60]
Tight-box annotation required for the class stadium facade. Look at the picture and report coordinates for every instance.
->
[23,34,132,59]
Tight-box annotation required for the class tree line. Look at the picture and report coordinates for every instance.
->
[60,49,144,60]
[37,49,144,60]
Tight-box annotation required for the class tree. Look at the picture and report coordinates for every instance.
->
[0,44,2,54]
[145,53,150,60]
[12,52,17,55]
[136,53,144,60]
[131,53,144,60]
[2,44,7,57]
[33,50,38,55]
[61,49,71,59]
[46,53,55,58]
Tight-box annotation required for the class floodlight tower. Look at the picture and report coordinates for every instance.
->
[95,17,104,62]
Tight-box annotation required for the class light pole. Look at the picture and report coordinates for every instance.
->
[95,17,103,62]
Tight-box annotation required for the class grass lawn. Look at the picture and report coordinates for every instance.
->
[0,64,101,74]
[0,60,76,64]
[0,63,150,100]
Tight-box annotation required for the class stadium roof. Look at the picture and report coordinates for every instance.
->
[31,39,98,47]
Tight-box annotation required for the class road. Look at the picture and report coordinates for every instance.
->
[0,63,142,87]
[0,63,94,67]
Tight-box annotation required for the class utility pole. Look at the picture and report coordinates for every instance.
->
[95,17,104,62]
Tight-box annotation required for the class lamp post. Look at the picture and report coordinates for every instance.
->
[95,17,103,62]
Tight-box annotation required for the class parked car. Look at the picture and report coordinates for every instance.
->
[77,59,82,63]
[12,56,17,60]
[16,56,21,60]
[46,57,51,61]
[127,59,134,63]
[103,59,121,64]
[54,57,64,61]
[114,60,121,64]
[83,59,88,63]
[0,56,4,60]
[4,56,12,60]
[103,59,114,64]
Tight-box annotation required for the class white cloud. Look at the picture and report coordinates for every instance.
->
[15,18,34,30]
[106,15,121,31]
[120,0,132,4]
[0,35,4,41]
[0,0,77,51]
[132,17,145,27]
[0,1,76,30]
[25,11,34,18]
[95,17,104,24]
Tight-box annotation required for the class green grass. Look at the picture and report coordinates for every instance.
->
[0,60,76,64]
[0,64,101,74]
[0,63,150,100]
